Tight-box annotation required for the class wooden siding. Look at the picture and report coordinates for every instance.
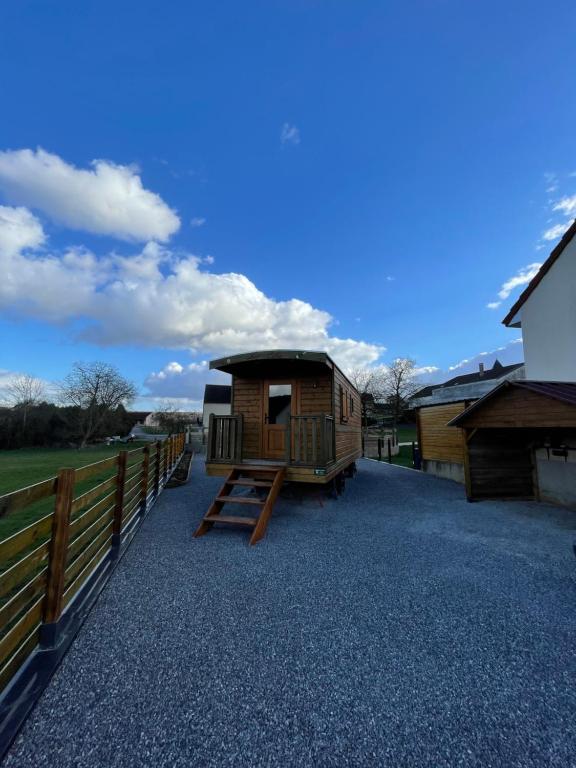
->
[226,366,360,471]
[333,367,362,464]
[418,403,467,463]
[298,374,332,415]
[231,378,262,459]
[458,387,576,429]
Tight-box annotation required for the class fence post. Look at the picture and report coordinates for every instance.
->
[140,445,150,516]
[387,438,392,464]
[378,438,382,461]
[154,441,161,497]
[163,440,169,482]
[111,450,128,554]
[43,467,75,627]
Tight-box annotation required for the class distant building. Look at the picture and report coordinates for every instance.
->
[413,360,524,483]
[202,384,231,428]
[412,360,524,409]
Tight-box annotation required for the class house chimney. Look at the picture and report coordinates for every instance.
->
[479,363,485,376]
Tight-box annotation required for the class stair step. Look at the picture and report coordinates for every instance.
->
[205,515,257,527]
[229,479,272,488]
[232,465,284,473]
[216,495,265,506]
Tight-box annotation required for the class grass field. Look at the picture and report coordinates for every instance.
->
[370,444,415,469]
[396,424,417,443]
[0,443,149,541]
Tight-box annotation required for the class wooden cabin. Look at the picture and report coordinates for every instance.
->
[448,380,576,507]
[205,350,362,484]
[412,361,524,483]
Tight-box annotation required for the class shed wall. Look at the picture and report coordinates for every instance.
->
[418,403,467,463]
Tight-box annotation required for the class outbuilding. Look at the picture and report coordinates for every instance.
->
[448,380,576,508]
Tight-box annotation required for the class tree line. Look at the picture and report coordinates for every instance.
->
[0,362,139,450]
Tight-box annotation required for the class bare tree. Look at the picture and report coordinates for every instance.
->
[60,362,137,448]
[382,358,420,426]
[155,401,191,435]
[348,367,387,430]
[5,374,46,431]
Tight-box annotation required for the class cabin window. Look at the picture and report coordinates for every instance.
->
[340,385,349,423]
[349,394,354,415]
[268,384,292,425]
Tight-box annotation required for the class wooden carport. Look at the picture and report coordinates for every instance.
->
[448,381,576,502]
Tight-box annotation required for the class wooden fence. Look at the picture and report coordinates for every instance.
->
[0,434,185,721]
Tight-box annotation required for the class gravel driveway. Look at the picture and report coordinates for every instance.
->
[4,459,576,767]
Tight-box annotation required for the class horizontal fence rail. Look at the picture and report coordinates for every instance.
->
[0,433,186,756]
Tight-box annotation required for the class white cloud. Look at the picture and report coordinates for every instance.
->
[448,338,523,373]
[0,205,45,256]
[487,262,542,309]
[413,365,440,377]
[144,361,230,401]
[0,148,180,242]
[542,221,572,241]
[0,206,382,370]
[552,195,576,217]
[280,123,300,145]
[190,217,206,228]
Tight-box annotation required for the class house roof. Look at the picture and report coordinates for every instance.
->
[411,360,523,400]
[203,384,232,404]
[502,218,576,327]
[447,380,576,426]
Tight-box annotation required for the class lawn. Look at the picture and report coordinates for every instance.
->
[0,443,150,542]
[396,424,417,443]
[371,444,416,469]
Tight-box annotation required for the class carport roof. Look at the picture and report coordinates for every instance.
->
[448,380,576,427]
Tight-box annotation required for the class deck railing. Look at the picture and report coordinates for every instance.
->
[292,414,335,466]
[0,433,185,758]
[207,414,243,463]
[207,413,335,467]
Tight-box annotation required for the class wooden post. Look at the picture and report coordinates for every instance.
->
[208,413,214,460]
[112,451,128,548]
[378,438,382,461]
[140,445,150,515]
[163,440,169,482]
[154,441,161,497]
[44,468,75,624]
[387,438,392,464]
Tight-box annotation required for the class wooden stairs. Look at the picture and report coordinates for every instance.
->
[193,465,286,545]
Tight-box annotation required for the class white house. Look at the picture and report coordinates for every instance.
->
[202,384,231,429]
[503,219,576,380]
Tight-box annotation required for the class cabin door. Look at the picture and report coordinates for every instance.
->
[262,381,294,460]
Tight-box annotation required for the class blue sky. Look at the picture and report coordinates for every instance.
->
[1,0,575,408]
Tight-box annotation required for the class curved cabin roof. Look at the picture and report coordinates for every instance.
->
[210,349,356,388]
